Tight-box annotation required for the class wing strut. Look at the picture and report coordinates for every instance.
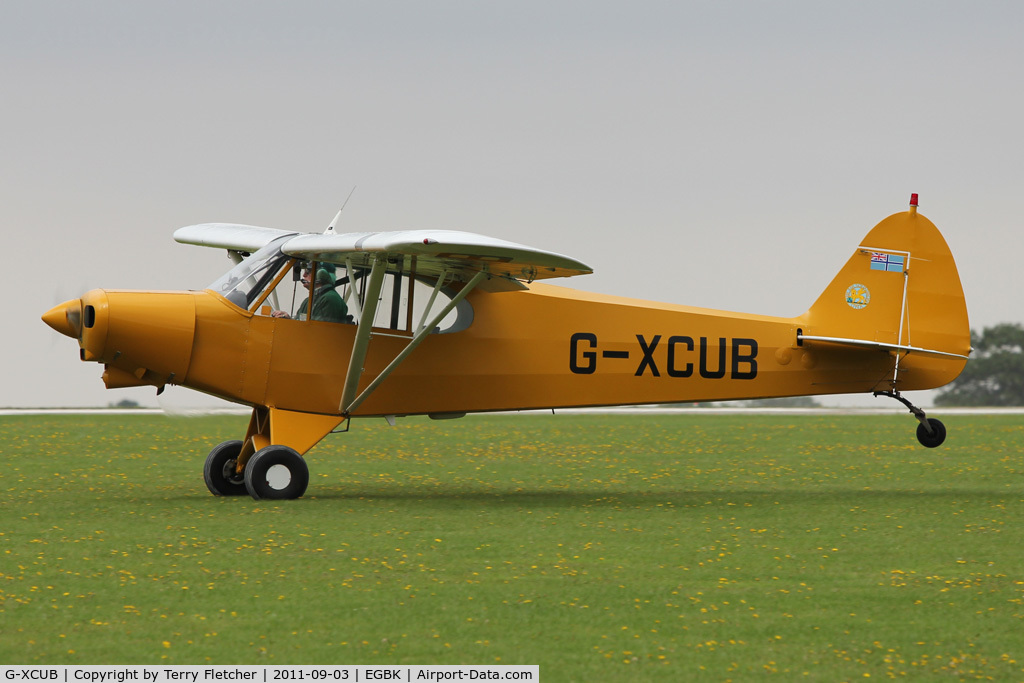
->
[340,256,388,413]
[341,269,488,416]
[416,270,450,333]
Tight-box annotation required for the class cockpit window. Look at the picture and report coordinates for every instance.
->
[207,236,293,310]
[207,239,472,333]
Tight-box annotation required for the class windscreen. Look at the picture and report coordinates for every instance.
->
[206,236,293,310]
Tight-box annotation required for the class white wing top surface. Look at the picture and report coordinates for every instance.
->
[283,230,592,281]
[177,224,593,282]
[174,223,297,252]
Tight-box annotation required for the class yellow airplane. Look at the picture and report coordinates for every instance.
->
[43,195,970,500]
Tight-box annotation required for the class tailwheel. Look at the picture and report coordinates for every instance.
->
[244,445,309,500]
[203,440,247,496]
[874,391,948,449]
[916,418,947,449]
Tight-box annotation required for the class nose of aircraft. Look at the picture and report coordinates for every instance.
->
[43,289,197,390]
[42,299,82,339]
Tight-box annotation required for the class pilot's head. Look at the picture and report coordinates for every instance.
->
[301,267,335,289]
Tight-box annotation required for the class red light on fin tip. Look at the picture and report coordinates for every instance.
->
[910,193,919,207]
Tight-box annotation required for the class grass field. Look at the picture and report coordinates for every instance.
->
[1,411,1022,680]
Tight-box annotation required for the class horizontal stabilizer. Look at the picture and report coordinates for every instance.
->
[797,334,970,360]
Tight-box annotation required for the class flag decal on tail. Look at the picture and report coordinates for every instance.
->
[871,252,905,272]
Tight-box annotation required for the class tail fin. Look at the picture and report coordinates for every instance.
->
[800,197,970,391]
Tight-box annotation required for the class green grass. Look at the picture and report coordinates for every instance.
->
[1,411,1023,680]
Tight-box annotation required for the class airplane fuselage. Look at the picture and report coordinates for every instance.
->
[72,281,961,420]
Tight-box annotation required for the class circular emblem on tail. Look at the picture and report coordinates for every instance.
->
[845,283,870,309]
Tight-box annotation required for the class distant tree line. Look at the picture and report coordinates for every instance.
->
[935,323,1024,406]
[108,398,141,409]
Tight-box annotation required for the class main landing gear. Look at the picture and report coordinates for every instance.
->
[203,442,310,500]
[203,440,247,496]
[874,390,947,448]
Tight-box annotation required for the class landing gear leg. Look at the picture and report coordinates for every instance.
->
[873,390,947,448]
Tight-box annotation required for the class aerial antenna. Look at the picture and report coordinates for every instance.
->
[325,186,357,234]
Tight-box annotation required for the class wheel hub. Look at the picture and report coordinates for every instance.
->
[264,463,293,490]
[221,459,244,485]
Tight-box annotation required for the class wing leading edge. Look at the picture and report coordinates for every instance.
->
[175,225,593,284]
[283,230,592,283]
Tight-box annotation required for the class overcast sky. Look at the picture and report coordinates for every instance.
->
[5,1,1022,409]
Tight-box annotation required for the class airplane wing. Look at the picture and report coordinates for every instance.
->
[174,223,298,253]
[282,230,593,283]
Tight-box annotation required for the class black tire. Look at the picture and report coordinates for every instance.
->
[244,445,309,500]
[916,418,947,448]
[203,440,247,496]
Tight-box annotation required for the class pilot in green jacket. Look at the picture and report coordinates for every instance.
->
[298,268,348,323]
[273,267,349,322]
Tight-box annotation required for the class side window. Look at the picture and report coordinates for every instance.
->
[260,263,352,324]
[211,248,472,332]
[347,268,470,334]
[256,261,306,318]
